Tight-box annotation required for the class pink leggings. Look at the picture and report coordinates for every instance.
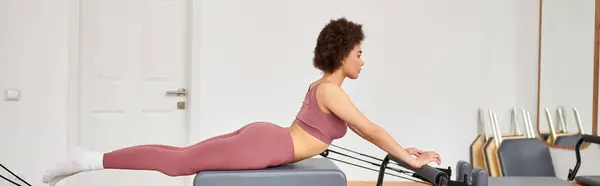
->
[102,122,296,176]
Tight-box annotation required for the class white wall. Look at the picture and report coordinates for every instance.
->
[0,0,598,185]
[0,0,72,184]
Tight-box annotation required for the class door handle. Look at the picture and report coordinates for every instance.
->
[166,88,187,96]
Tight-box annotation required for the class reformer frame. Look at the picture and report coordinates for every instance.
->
[0,164,31,186]
[320,144,469,186]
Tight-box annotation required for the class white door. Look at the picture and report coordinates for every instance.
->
[75,0,190,186]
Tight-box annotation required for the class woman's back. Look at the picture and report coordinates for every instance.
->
[288,80,348,162]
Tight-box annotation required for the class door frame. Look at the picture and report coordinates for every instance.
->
[66,0,80,157]
[65,0,196,185]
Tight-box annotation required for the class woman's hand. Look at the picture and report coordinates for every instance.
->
[406,147,423,157]
[411,151,441,168]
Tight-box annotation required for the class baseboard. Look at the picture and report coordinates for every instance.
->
[348,181,428,186]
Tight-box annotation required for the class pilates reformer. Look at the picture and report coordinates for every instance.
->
[192,142,585,186]
[193,109,592,186]
[0,164,31,186]
[193,142,472,186]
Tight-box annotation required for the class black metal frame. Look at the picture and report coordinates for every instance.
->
[320,144,470,186]
[0,164,31,186]
[567,134,600,181]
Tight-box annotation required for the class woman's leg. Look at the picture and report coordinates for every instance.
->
[42,122,293,185]
[42,124,248,185]
[102,122,294,174]
[130,126,249,151]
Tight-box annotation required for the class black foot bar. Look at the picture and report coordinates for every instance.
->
[0,164,31,186]
[567,134,600,181]
[320,144,469,186]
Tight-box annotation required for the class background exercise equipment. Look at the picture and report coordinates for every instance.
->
[479,108,530,176]
[496,108,556,177]
[543,107,585,147]
[489,108,533,176]
[567,134,600,186]
[482,110,505,176]
[470,108,490,171]
[473,108,557,177]
[459,161,579,186]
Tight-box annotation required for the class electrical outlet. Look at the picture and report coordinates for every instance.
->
[4,89,20,101]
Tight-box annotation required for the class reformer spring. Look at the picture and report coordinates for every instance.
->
[0,164,31,186]
[320,144,469,186]
[320,144,441,184]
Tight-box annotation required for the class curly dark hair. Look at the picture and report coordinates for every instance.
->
[313,17,365,73]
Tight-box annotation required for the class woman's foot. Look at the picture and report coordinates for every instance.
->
[46,171,77,186]
[42,147,104,185]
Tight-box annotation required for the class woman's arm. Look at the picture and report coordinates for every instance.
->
[317,82,421,168]
[348,124,365,138]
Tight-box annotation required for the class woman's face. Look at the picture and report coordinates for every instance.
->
[341,44,364,79]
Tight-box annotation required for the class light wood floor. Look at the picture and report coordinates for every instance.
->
[348,180,585,186]
[348,181,430,186]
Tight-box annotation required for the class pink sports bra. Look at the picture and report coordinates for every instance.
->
[294,81,348,144]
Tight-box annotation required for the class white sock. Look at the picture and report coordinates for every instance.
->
[42,147,105,185]
[71,147,105,171]
[48,172,76,186]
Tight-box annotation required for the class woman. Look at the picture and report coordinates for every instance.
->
[42,17,441,186]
